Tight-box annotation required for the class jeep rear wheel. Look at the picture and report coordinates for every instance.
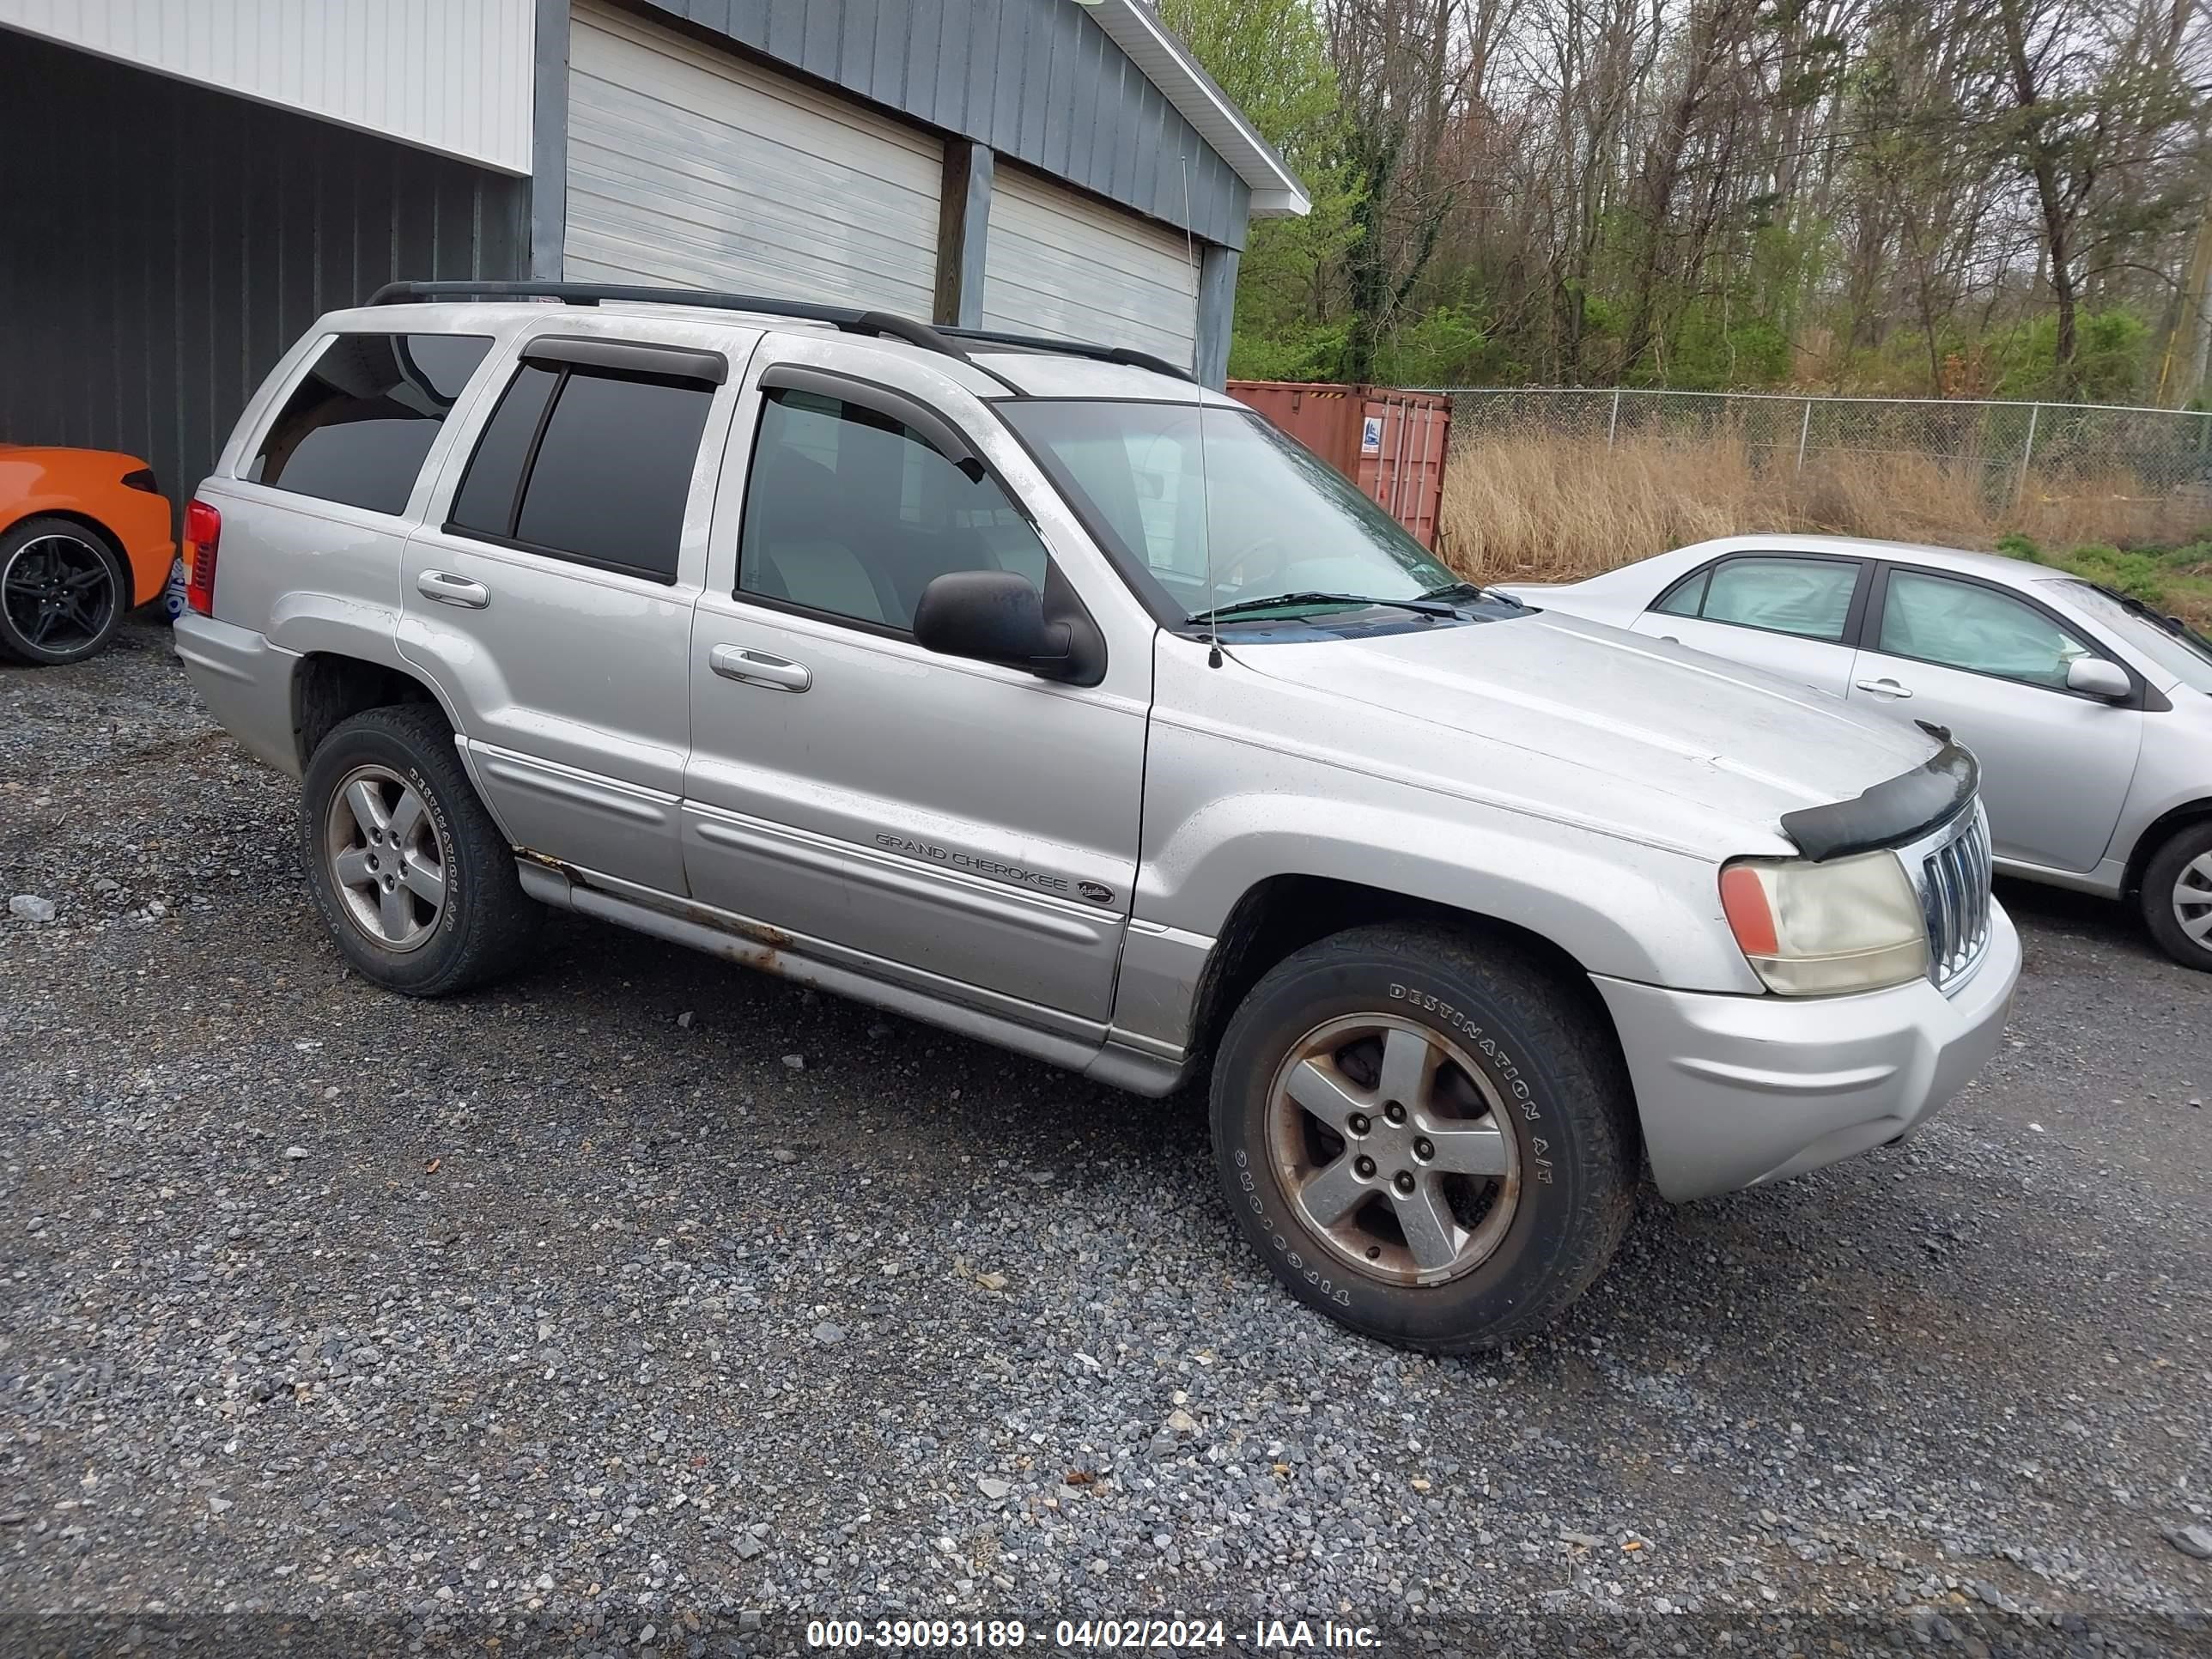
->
[301,704,541,995]
[1211,923,1637,1352]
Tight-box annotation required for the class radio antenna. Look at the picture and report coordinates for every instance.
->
[1180,156,1221,669]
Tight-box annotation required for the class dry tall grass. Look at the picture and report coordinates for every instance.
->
[1437,434,2207,582]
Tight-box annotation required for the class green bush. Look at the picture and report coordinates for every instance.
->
[2055,543,2166,604]
[1371,305,1502,386]
[1988,309,2155,404]
[1228,323,1350,384]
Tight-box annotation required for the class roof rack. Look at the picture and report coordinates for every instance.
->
[363,280,1194,386]
[934,325,1194,383]
[365,279,974,360]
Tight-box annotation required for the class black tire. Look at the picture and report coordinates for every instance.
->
[301,703,542,995]
[0,515,129,665]
[2140,820,2212,972]
[1210,923,1638,1352]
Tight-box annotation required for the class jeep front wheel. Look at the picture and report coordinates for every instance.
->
[1211,923,1637,1352]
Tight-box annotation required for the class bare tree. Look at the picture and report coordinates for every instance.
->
[1182,0,2212,394]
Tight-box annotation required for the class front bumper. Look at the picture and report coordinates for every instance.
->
[1592,902,2020,1200]
[173,613,301,776]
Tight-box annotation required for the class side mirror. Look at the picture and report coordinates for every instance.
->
[914,570,1071,673]
[2066,657,2131,702]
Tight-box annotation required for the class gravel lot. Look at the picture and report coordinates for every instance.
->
[3,618,2209,1657]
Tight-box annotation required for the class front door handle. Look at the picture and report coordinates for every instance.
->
[417,570,489,609]
[710,643,811,692]
[1855,677,1913,699]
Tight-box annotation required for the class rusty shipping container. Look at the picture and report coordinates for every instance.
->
[1227,381,1453,549]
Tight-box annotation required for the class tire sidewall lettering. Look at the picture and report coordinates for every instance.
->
[402,761,460,920]
[1388,982,1546,1128]
[1233,1150,1351,1305]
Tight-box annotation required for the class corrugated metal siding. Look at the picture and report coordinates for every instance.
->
[566,1,942,311]
[0,31,527,514]
[984,167,1198,365]
[627,0,1251,250]
[0,1,536,174]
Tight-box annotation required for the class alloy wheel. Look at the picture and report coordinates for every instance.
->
[1265,1013,1520,1287]
[2,533,118,654]
[2175,852,2212,947]
[323,764,447,952]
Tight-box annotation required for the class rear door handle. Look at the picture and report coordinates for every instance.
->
[417,570,489,609]
[710,643,811,692]
[1855,677,1913,699]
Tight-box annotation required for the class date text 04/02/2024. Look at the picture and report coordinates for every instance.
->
[804,1617,1383,1650]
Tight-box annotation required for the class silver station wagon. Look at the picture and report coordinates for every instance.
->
[175,283,2018,1351]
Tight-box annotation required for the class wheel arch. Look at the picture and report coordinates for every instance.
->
[2123,797,2212,897]
[2,507,127,565]
[1182,874,1633,1125]
[291,650,457,771]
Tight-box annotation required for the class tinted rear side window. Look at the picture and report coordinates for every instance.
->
[446,362,714,583]
[249,333,492,514]
[516,374,711,579]
[447,364,559,539]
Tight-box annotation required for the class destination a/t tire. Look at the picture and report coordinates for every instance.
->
[1210,923,1638,1352]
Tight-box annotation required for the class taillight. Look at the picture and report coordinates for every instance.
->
[184,499,221,616]
[122,466,161,495]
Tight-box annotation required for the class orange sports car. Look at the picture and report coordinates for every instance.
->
[0,444,175,665]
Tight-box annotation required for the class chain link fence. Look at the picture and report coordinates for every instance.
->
[1438,387,2212,502]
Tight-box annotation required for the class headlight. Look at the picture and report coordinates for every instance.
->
[1719,851,1929,995]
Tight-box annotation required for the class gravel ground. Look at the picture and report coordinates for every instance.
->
[3,618,2209,1658]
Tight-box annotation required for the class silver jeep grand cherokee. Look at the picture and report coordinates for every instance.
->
[173,282,2019,1352]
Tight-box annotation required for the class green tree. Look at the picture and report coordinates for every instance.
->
[1160,0,1361,379]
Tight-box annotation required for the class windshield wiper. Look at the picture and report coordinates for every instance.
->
[1189,590,1457,623]
[2100,584,2212,659]
[1419,580,1521,608]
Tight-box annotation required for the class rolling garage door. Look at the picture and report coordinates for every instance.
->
[982,168,1200,368]
[565,1,942,314]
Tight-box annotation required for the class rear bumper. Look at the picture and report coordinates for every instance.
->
[1594,902,2020,1200]
[172,613,300,775]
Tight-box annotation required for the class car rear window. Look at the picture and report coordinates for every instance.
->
[247,333,492,514]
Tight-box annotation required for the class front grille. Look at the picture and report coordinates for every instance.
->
[1921,810,1993,986]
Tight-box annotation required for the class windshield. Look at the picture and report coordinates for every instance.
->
[2051,580,2212,694]
[999,401,1459,623]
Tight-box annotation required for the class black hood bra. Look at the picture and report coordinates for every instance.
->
[1779,738,1979,862]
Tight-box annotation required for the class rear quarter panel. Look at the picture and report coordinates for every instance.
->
[0,447,175,605]
[189,314,533,748]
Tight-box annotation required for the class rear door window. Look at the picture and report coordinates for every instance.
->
[446,357,715,584]
[1656,556,1861,641]
[249,333,493,514]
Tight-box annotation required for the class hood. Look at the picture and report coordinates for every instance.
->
[1235,609,1944,858]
